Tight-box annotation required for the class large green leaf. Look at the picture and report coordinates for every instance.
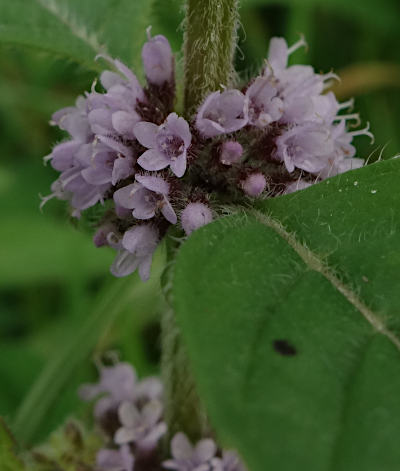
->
[0,0,155,71]
[173,158,400,471]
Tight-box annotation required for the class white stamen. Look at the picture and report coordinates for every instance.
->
[287,34,308,56]
[334,113,361,126]
[349,122,374,143]
[43,154,52,165]
[338,98,354,111]
[61,172,80,188]
[39,193,54,210]
[322,71,341,89]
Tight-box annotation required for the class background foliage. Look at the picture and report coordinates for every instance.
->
[0,0,399,454]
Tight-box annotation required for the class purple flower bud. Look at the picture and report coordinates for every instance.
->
[181,203,213,235]
[93,224,116,247]
[111,225,159,280]
[220,141,243,165]
[142,28,174,86]
[241,173,266,197]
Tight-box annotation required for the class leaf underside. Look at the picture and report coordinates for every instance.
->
[0,0,155,71]
[173,159,400,471]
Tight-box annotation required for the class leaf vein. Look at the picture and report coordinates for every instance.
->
[33,0,105,56]
[253,209,400,351]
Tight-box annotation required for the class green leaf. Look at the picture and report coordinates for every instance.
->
[173,159,400,471]
[0,0,155,71]
[0,418,25,471]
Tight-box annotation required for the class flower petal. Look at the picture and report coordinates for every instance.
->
[170,152,187,177]
[171,433,193,460]
[110,250,139,277]
[118,401,141,428]
[161,198,177,224]
[114,183,140,209]
[138,149,169,171]
[135,174,169,194]
[138,255,153,282]
[134,122,158,148]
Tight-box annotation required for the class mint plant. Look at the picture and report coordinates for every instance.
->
[1,0,400,470]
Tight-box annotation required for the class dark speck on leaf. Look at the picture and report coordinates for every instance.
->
[273,339,297,356]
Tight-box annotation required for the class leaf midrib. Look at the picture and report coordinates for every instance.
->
[252,209,400,352]
[33,0,103,54]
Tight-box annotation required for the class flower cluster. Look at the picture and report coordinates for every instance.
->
[80,360,246,471]
[43,30,372,281]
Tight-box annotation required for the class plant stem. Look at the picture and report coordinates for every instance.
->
[184,0,240,115]
[161,0,240,442]
[161,307,209,442]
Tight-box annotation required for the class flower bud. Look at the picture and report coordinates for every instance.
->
[220,141,243,165]
[181,202,213,235]
[93,224,116,247]
[142,28,173,86]
[241,173,267,197]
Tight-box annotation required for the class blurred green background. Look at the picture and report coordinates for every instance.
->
[1,0,399,448]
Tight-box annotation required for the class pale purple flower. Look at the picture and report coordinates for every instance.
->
[79,363,137,418]
[96,54,145,103]
[181,203,213,235]
[79,361,163,417]
[79,141,135,187]
[96,445,134,471]
[241,173,267,197]
[316,120,365,179]
[111,225,159,280]
[245,77,283,127]
[135,113,191,177]
[142,28,174,86]
[267,36,307,76]
[113,175,177,224]
[275,123,334,174]
[163,433,221,471]
[45,140,80,171]
[115,400,167,451]
[219,141,243,165]
[86,55,145,143]
[265,36,340,126]
[195,90,247,138]
[56,166,110,211]
[51,96,92,143]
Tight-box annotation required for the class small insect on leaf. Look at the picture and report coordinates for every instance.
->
[273,339,298,356]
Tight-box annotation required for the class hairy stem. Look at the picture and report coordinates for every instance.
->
[160,234,209,442]
[161,307,209,442]
[184,0,240,115]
